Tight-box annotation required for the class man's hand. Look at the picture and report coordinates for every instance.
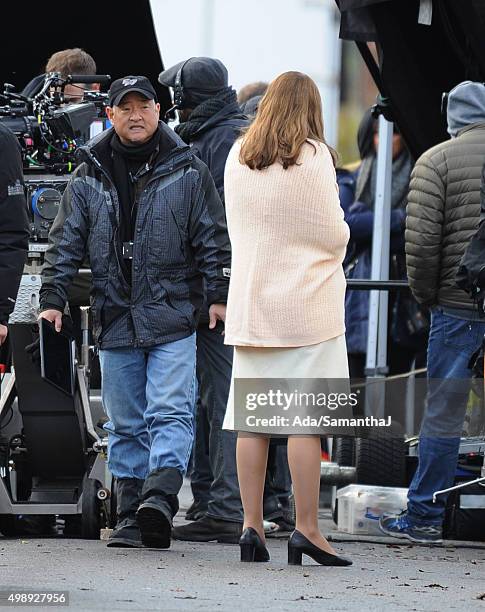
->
[38,309,63,332]
[208,303,226,331]
[0,324,7,346]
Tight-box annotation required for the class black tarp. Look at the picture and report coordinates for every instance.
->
[0,1,172,113]
[337,0,485,158]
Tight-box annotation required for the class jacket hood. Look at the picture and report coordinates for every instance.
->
[447,81,485,138]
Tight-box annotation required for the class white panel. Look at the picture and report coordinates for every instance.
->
[150,0,341,144]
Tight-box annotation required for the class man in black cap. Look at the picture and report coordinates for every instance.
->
[158,58,248,543]
[39,75,231,550]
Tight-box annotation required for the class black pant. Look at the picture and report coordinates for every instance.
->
[191,325,292,522]
[192,325,242,521]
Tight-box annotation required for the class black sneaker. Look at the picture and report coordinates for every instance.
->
[379,511,442,544]
[172,516,242,544]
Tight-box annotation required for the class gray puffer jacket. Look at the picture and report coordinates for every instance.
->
[40,124,231,349]
[406,123,485,310]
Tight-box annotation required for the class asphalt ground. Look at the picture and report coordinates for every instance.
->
[1,482,485,612]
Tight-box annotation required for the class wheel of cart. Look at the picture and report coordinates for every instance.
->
[81,476,102,539]
[330,432,407,526]
[81,475,108,539]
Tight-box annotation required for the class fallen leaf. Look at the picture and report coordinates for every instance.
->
[425,584,447,590]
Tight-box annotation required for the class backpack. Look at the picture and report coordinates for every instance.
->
[456,221,485,308]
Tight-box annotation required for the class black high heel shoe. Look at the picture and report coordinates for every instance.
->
[239,527,270,562]
[288,530,352,566]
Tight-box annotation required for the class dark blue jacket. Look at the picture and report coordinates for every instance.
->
[40,124,231,350]
[337,166,406,354]
[189,102,248,202]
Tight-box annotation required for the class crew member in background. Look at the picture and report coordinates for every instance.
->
[22,48,99,103]
[380,81,485,543]
[238,81,268,108]
[159,57,247,543]
[0,124,29,347]
[238,81,268,118]
[28,49,102,378]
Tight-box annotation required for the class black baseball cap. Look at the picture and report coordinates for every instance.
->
[108,75,157,107]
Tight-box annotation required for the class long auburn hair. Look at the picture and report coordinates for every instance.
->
[239,71,337,170]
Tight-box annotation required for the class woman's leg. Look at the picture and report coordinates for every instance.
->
[287,435,336,554]
[236,433,270,541]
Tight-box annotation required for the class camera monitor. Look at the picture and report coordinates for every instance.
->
[39,318,75,396]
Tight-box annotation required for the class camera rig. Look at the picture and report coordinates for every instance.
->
[0,72,110,173]
[0,74,114,538]
[0,73,110,259]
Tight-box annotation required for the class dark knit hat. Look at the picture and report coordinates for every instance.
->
[158,57,229,108]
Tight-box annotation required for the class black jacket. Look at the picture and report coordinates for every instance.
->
[40,123,231,349]
[189,102,248,201]
[0,124,29,324]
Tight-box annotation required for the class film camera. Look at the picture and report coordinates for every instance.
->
[0,72,110,255]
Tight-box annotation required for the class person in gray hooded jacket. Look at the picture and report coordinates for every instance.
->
[380,81,485,543]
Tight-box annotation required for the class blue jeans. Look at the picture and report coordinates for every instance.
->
[407,308,485,525]
[99,334,197,480]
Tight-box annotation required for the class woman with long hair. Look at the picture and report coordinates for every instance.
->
[222,71,352,566]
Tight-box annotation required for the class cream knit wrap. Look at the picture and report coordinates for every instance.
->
[223,139,350,347]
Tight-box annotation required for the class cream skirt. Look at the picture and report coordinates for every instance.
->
[223,334,349,432]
